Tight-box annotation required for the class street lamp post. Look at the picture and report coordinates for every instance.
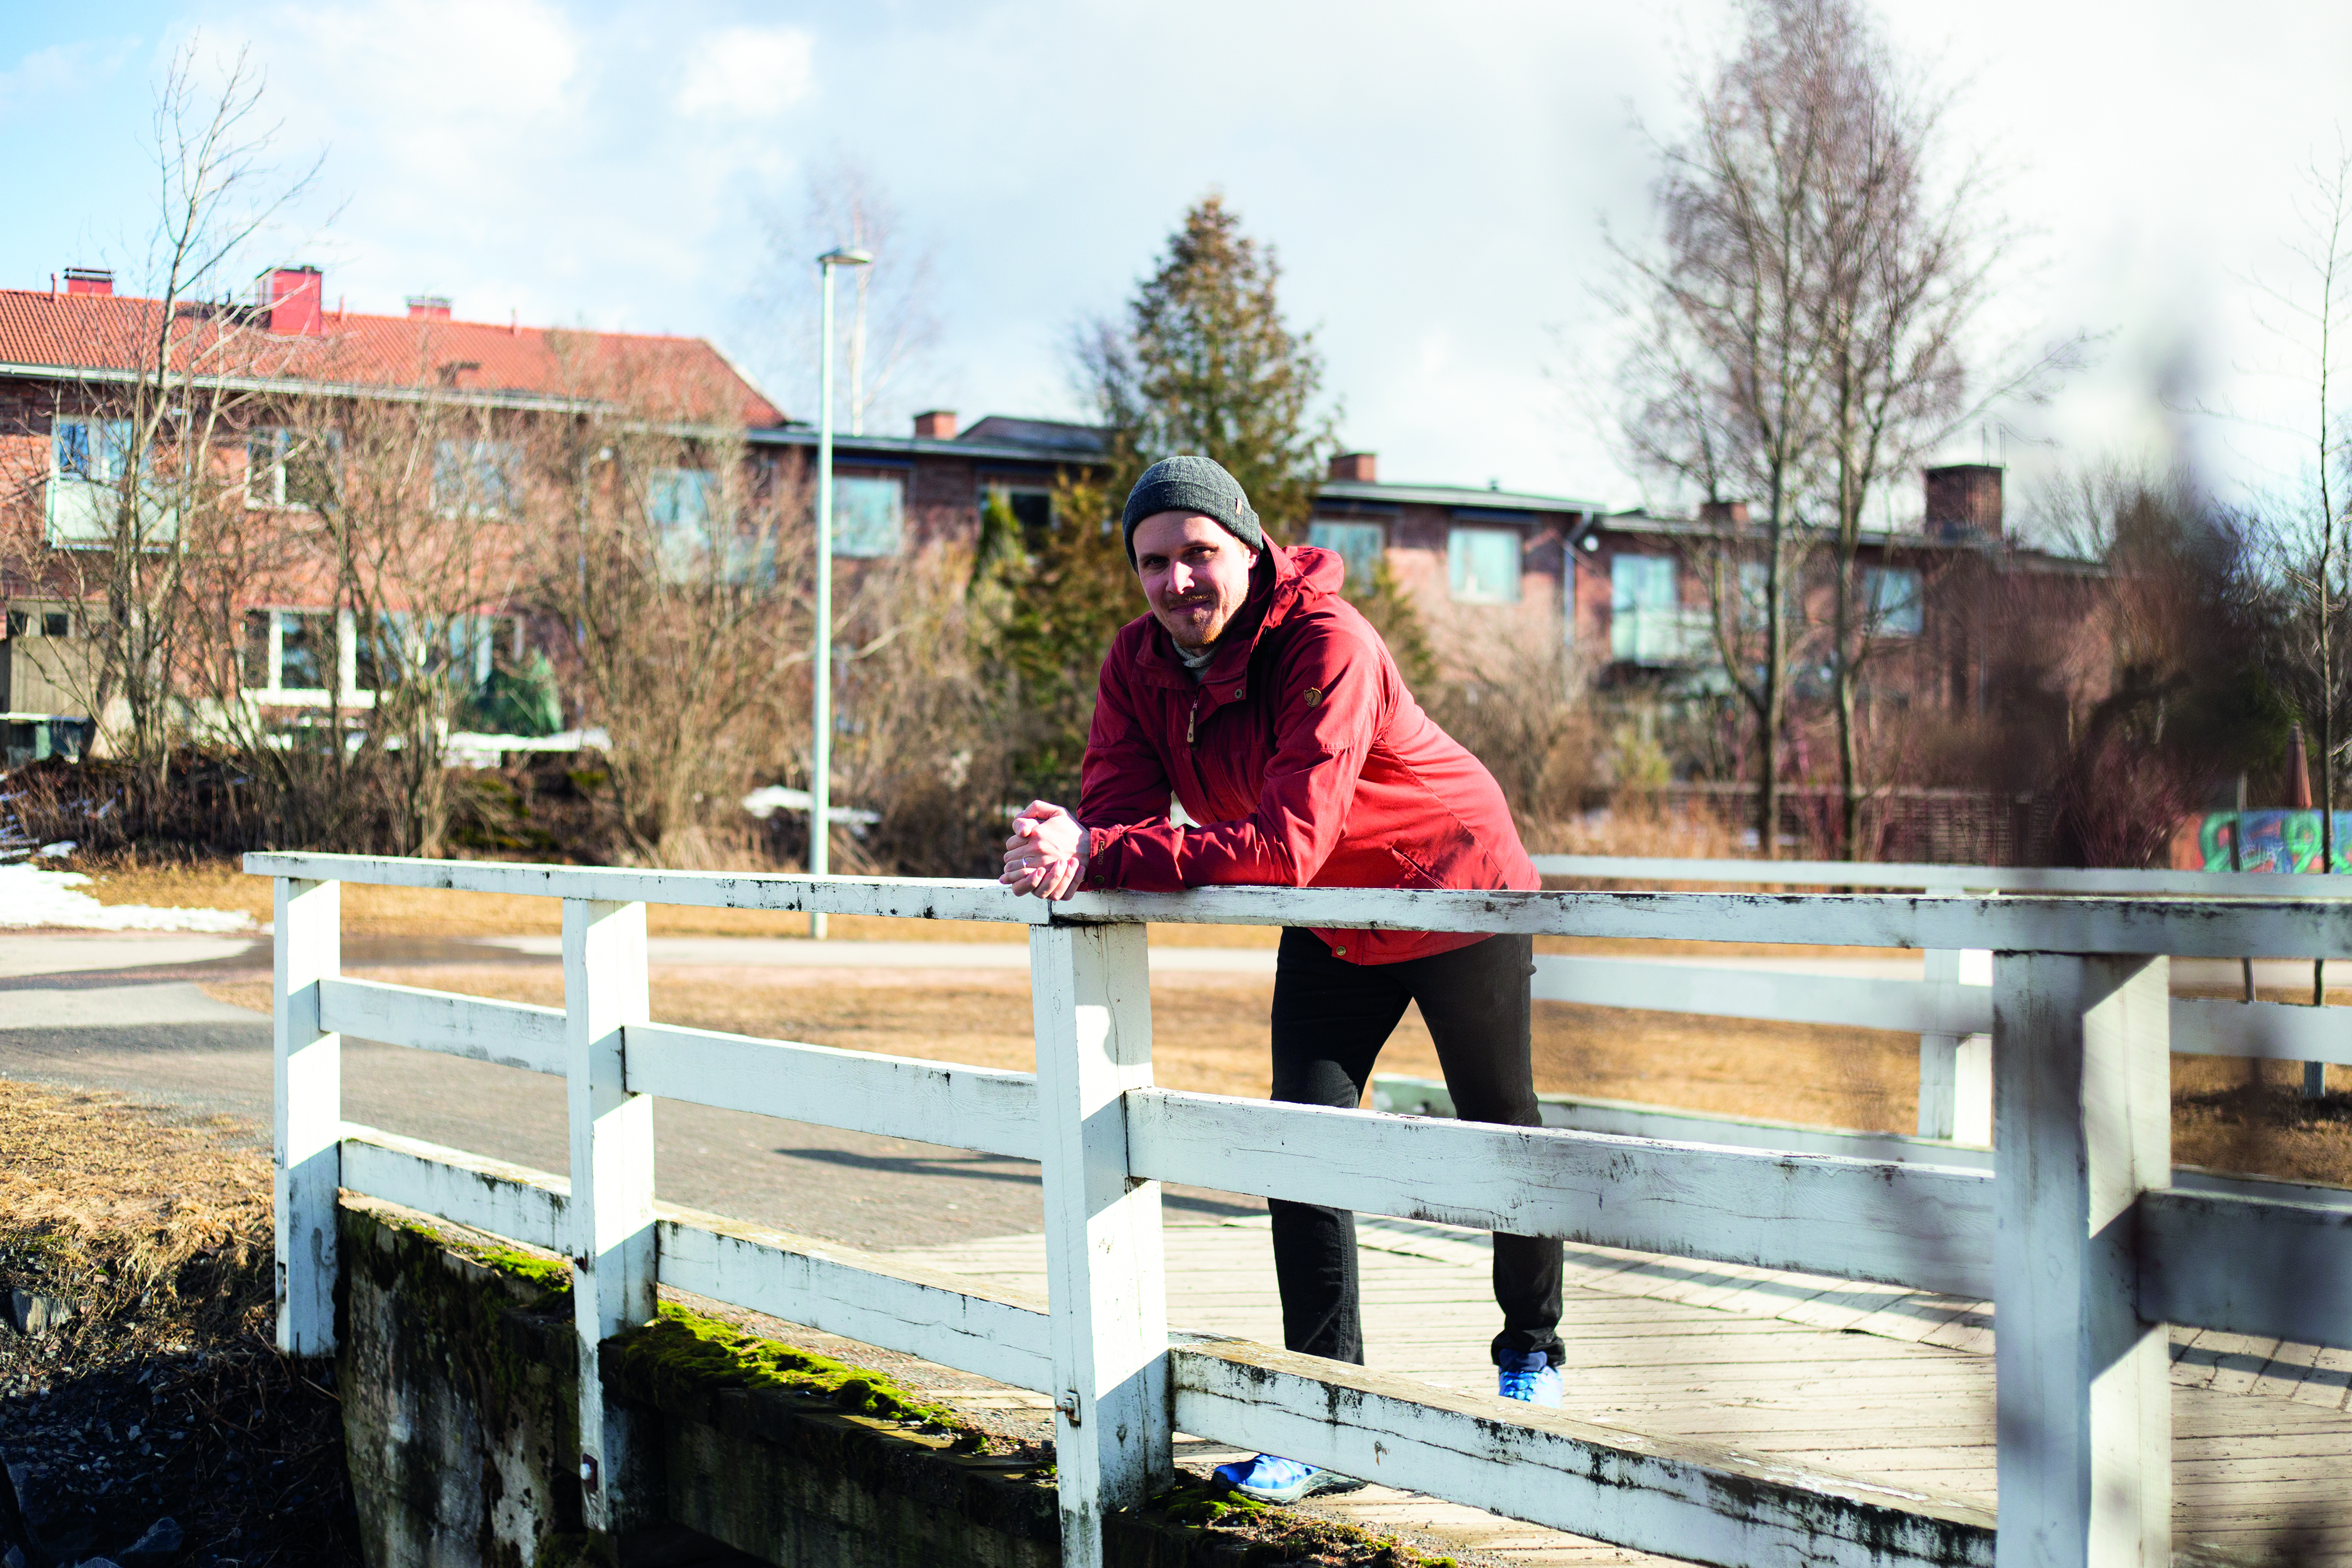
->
[810,246,871,940]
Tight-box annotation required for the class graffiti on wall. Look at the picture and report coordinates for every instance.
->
[2171,811,2352,873]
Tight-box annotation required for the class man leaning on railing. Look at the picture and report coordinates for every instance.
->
[999,454,1562,1505]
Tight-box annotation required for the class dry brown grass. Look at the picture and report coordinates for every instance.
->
[0,1081,358,1559]
[1526,794,1746,861]
[0,1080,272,1326]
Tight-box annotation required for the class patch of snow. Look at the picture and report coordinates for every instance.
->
[0,864,255,932]
[741,784,879,826]
[36,840,75,858]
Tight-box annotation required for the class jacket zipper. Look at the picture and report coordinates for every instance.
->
[1186,698,1200,746]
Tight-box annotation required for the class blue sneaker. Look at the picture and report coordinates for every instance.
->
[1211,1453,1359,1504]
[1497,1350,1562,1407]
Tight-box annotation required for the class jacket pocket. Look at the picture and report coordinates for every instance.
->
[1388,843,1444,888]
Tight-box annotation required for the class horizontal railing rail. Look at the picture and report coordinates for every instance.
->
[1531,851,2352,896]
[252,850,2352,1568]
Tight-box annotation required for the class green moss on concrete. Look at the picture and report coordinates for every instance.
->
[611,1303,971,1432]
[362,1204,573,1305]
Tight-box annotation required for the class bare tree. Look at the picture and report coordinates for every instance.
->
[747,152,944,433]
[1798,0,1990,859]
[322,389,527,856]
[1610,3,1839,856]
[2248,144,2352,877]
[524,349,813,864]
[20,44,322,794]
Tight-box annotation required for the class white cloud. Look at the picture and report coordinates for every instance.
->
[674,25,811,119]
[0,38,138,117]
[41,0,2352,509]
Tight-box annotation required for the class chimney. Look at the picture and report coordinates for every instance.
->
[1699,500,1751,528]
[1328,452,1377,483]
[62,267,114,296]
[254,266,326,335]
[406,295,452,320]
[913,409,957,440]
[1925,463,2003,540]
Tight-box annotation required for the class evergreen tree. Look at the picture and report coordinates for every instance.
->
[1082,192,1339,539]
[975,194,1341,798]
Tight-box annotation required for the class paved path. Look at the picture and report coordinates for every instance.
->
[0,954,1257,1250]
[891,1218,2352,1567]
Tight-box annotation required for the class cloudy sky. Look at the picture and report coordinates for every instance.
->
[5,0,2349,527]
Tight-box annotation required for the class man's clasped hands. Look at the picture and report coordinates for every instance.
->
[999,800,1088,900]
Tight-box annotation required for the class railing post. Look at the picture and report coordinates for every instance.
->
[1993,952,2171,1568]
[1920,945,1994,1144]
[564,897,657,1532]
[1032,920,1171,1568]
[273,875,341,1355]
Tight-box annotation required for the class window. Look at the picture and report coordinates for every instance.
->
[649,467,718,537]
[432,439,521,514]
[1309,521,1387,591]
[243,610,336,692]
[353,612,500,692]
[1610,554,1689,664]
[1865,566,1923,637]
[42,612,71,638]
[1735,561,1772,631]
[979,485,1053,541]
[649,466,719,572]
[246,428,340,509]
[1448,526,1521,603]
[48,418,175,545]
[833,474,904,559]
[54,419,131,482]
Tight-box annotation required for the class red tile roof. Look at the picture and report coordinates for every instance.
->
[0,287,783,427]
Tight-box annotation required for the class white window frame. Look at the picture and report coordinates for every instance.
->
[1865,565,1923,638]
[834,473,906,559]
[432,439,522,516]
[1609,553,1698,664]
[246,427,341,511]
[47,418,176,547]
[1309,520,1387,591]
[1447,526,1522,604]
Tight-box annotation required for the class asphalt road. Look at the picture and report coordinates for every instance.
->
[0,936,1262,1251]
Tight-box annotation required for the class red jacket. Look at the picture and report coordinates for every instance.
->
[1077,542,1538,964]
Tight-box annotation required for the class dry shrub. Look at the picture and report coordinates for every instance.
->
[1528,791,1743,863]
[1419,616,1596,834]
[823,546,1021,878]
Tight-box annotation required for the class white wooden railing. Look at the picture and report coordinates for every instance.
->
[250,851,2352,1568]
[1531,854,2352,1146]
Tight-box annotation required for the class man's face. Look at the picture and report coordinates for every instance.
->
[1133,510,1259,651]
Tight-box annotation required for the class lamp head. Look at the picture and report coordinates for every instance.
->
[818,247,874,268]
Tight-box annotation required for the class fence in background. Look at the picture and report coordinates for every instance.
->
[254,851,2352,1568]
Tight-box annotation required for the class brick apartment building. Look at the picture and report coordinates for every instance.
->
[0,264,788,756]
[1,262,2104,768]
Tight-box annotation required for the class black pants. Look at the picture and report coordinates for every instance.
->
[1268,927,1564,1368]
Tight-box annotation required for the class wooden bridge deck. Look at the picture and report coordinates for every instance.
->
[891,1218,2352,1567]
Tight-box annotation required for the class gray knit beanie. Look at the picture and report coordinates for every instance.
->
[1120,455,1263,561]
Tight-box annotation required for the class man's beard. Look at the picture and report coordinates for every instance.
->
[1162,597,1221,650]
